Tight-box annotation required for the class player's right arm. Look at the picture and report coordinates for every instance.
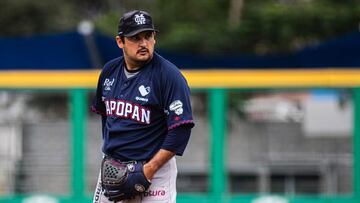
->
[143,149,175,181]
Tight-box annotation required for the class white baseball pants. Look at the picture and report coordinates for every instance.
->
[92,157,177,203]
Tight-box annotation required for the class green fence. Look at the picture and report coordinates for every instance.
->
[1,69,360,203]
[1,87,359,203]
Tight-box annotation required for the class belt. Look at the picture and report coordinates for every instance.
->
[104,155,148,164]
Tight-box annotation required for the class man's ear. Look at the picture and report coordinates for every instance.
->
[115,36,124,49]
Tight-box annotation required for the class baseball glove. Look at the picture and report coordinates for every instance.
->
[101,157,151,202]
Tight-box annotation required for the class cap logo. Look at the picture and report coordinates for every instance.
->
[134,14,146,25]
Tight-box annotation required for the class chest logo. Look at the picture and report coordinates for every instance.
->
[103,78,115,91]
[139,85,151,96]
[104,99,151,124]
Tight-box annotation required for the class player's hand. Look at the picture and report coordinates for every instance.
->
[101,158,151,201]
[143,162,157,181]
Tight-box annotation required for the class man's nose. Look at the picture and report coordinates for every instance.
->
[139,38,147,46]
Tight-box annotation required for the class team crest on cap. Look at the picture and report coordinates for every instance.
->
[134,14,146,25]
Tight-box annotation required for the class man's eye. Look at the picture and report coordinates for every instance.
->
[145,33,152,39]
[131,36,140,41]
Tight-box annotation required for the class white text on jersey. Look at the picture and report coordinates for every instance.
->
[104,100,150,124]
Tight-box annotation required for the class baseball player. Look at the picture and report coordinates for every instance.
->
[91,10,194,203]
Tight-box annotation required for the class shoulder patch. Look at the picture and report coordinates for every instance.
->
[169,100,183,115]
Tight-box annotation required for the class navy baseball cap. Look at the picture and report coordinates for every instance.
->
[118,10,158,37]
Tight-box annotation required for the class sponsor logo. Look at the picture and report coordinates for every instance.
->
[143,189,166,197]
[169,100,183,115]
[135,96,148,102]
[139,85,150,96]
[103,78,115,91]
[134,14,146,25]
[136,85,150,102]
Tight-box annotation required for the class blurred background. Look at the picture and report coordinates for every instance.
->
[0,0,360,203]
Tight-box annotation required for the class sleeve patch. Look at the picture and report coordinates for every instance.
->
[169,100,183,115]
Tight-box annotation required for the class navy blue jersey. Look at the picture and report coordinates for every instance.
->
[91,52,194,161]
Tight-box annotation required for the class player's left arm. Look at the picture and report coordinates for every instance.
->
[143,66,194,181]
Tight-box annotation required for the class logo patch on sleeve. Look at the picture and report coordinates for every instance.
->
[169,100,183,115]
